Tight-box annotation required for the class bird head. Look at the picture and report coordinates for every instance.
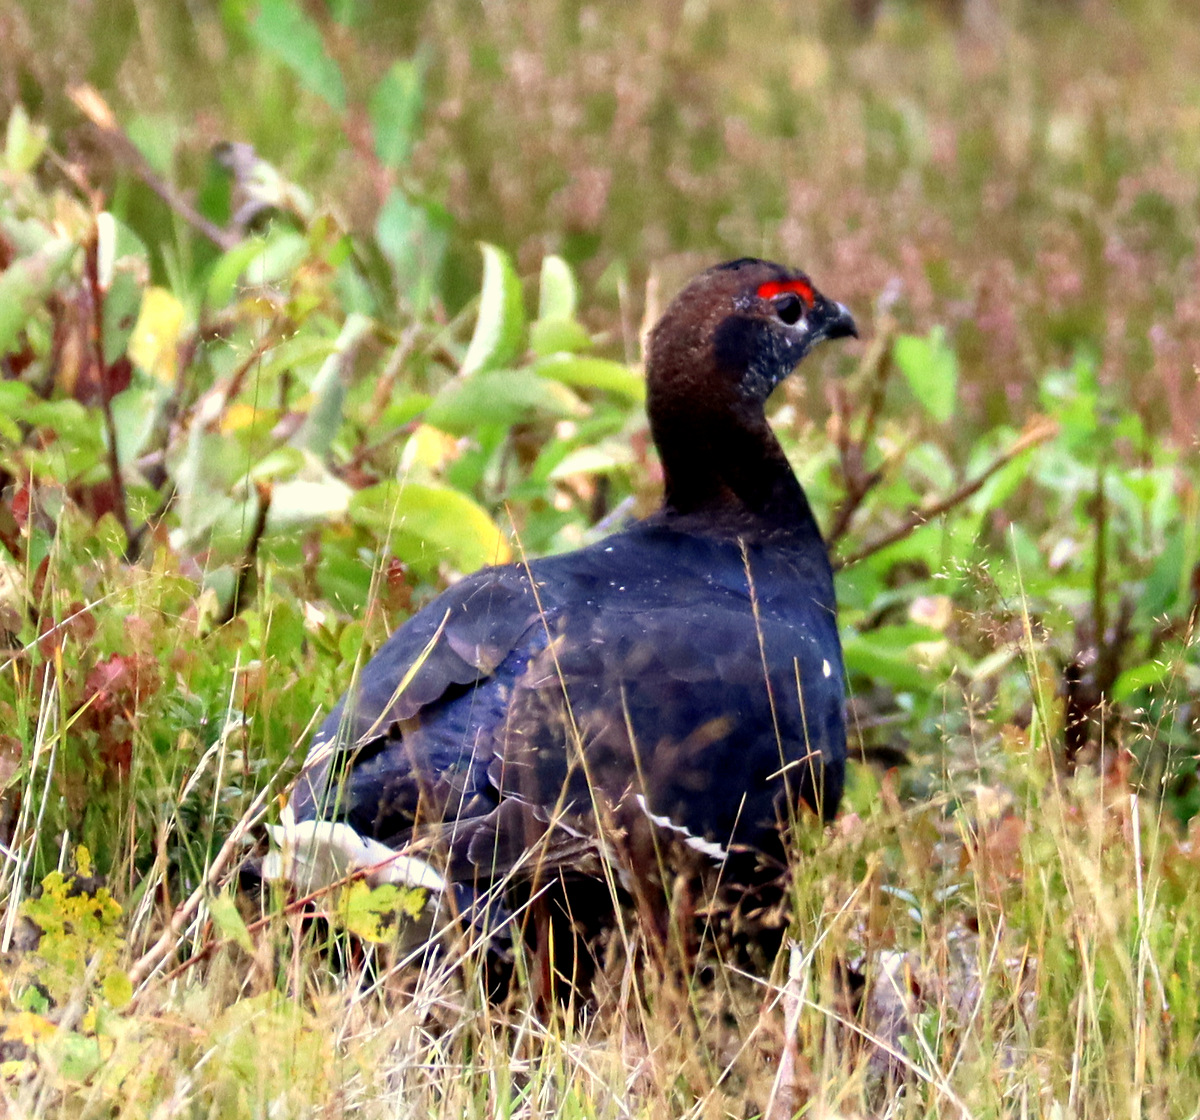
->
[648,258,858,413]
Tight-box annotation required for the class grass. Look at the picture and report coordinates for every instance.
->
[4,776,1193,1120]
[3,0,1200,1115]
[2,523,1198,1116]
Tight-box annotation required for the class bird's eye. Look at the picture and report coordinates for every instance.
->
[774,293,804,325]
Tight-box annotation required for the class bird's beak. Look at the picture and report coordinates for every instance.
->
[814,297,858,342]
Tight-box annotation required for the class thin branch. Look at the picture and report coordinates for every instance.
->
[68,84,239,252]
[369,325,419,418]
[858,314,898,453]
[1092,463,1109,658]
[80,226,136,546]
[764,942,809,1120]
[834,417,1059,570]
[98,389,134,542]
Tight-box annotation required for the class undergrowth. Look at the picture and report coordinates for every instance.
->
[2,0,1200,1116]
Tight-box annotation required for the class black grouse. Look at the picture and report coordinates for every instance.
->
[281,258,857,950]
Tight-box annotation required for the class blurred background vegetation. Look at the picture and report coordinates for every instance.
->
[8,0,1200,428]
[2,0,1200,1111]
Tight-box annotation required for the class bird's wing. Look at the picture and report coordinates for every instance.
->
[290,564,547,828]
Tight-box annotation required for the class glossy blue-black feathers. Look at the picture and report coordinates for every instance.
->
[290,257,855,912]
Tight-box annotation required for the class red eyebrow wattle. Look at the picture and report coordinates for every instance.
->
[757,279,814,305]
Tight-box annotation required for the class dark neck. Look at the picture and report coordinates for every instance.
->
[649,398,822,543]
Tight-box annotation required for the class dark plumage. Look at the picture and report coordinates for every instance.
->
[287,258,857,951]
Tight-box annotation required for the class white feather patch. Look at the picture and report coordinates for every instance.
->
[263,806,445,894]
[634,793,729,862]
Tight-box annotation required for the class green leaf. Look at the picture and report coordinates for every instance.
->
[461,243,525,377]
[318,536,376,609]
[4,103,48,173]
[250,0,346,112]
[1112,659,1174,704]
[349,481,511,572]
[23,399,106,477]
[266,472,355,530]
[375,188,449,312]
[967,446,1029,516]
[0,381,33,441]
[537,255,577,321]
[893,327,957,424]
[126,112,179,176]
[244,229,309,288]
[1142,527,1195,618]
[533,353,645,401]
[0,238,79,355]
[101,266,145,366]
[102,969,134,1010]
[530,316,592,357]
[548,443,631,480]
[49,1031,103,1083]
[842,625,940,692]
[172,426,241,547]
[369,59,423,170]
[235,333,334,389]
[1042,352,1105,458]
[379,391,434,432]
[247,446,308,482]
[293,312,374,456]
[110,383,166,467]
[209,892,255,952]
[206,235,269,306]
[424,369,586,436]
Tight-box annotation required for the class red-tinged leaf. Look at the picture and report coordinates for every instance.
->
[99,736,133,776]
[81,652,162,716]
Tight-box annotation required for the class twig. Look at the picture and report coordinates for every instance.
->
[68,84,239,252]
[1092,463,1109,665]
[834,416,1059,570]
[98,393,134,542]
[203,329,283,420]
[136,309,246,492]
[128,326,280,560]
[83,227,135,546]
[369,325,419,418]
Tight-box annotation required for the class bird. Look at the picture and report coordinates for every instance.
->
[275,258,857,970]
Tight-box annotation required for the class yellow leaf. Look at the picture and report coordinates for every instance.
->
[101,970,134,1010]
[221,402,265,432]
[3,1011,56,1046]
[335,881,428,943]
[128,287,185,384]
[400,423,460,473]
[350,481,513,570]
